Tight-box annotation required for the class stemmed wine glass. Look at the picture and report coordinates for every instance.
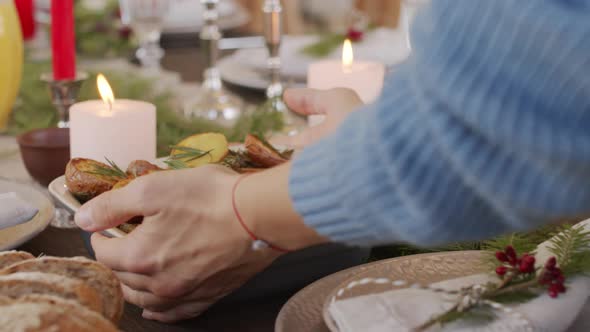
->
[119,0,170,72]
[183,0,243,127]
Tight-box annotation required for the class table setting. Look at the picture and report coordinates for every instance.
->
[2,0,590,331]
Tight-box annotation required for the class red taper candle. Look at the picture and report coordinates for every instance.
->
[51,0,76,80]
[14,0,36,40]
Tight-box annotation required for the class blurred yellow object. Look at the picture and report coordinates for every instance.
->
[0,0,24,131]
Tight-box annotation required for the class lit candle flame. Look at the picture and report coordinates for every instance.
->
[342,39,354,68]
[97,74,115,111]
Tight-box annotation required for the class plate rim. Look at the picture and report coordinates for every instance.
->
[0,180,55,251]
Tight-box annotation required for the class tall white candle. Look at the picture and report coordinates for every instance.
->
[307,39,385,126]
[70,74,156,168]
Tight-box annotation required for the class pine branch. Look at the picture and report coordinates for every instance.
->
[490,289,538,303]
[548,224,590,275]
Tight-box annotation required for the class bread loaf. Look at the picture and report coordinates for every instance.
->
[0,294,10,304]
[0,251,35,269]
[11,294,119,330]
[0,257,124,322]
[0,272,103,315]
[0,302,119,332]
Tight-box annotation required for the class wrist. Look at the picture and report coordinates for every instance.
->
[235,163,328,251]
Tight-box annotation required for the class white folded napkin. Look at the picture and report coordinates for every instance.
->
[229,28,410,80]
[329,219,590,332]
[0,192,39,230]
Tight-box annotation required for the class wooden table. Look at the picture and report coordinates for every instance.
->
[18,227,290,332]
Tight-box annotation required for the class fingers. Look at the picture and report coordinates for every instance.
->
[122,284,179,312]
[91,232,154,274]
[75,180,147,232]
[114,271,152,292]
[283,87,362,116]
[142,302,211,323]
[283,88,325,116]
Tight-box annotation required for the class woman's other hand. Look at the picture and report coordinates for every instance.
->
[271,88,363,148]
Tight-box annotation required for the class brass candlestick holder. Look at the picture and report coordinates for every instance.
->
[40,71,87,228]
[41,72,88,128]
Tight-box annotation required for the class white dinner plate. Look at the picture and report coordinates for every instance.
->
[218,55,306,91]
[162,0,250,34]
[0,179,54,251]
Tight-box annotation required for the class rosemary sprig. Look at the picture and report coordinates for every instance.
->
[88,158,128,179]
[169,146,213,162]
[163,159,189,170]
[164,146,214,169]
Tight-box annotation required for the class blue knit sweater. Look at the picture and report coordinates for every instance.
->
[289,0,590,247]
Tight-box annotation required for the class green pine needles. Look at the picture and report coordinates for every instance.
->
[548,224,590,275]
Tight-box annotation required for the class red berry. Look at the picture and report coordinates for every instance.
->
[518,255,536,273]
[119,26,132,39]
[522,254,535,264]
[519,262,533,273]
[555,274,565,283]
[495,251,508,262]
[545,257,557,269]
[549,283,566,294]
[505,246,517,265]
[496,266,508,276]
[346,28,364,42]
[505,246,516,258]
[555,283,566,293]
[551,267,563,278]
[549,289,558,298]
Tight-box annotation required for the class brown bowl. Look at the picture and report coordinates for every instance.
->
[17,128,70,186]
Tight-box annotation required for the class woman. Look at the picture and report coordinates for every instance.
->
[75,0,590,322]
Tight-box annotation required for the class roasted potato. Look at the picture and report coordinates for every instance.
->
[244,134,289,168]
[126,160,162,177]
[65,158,125,203]
[112,178,133,190]
[170,133,229,168]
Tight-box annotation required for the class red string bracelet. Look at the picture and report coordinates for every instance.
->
[231,174,291,253]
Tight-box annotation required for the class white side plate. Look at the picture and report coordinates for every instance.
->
[0,179,54,250]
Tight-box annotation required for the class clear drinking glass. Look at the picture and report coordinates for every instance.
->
[119,0,170,71]
[183,0,243,127]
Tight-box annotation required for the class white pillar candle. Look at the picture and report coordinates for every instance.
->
[70,75,156,168]
[307,39,385,126]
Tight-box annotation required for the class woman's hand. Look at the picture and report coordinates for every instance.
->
[272,88,363,148]
[75,164,326,322]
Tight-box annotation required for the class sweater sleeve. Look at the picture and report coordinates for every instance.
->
[289,0,590,247]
